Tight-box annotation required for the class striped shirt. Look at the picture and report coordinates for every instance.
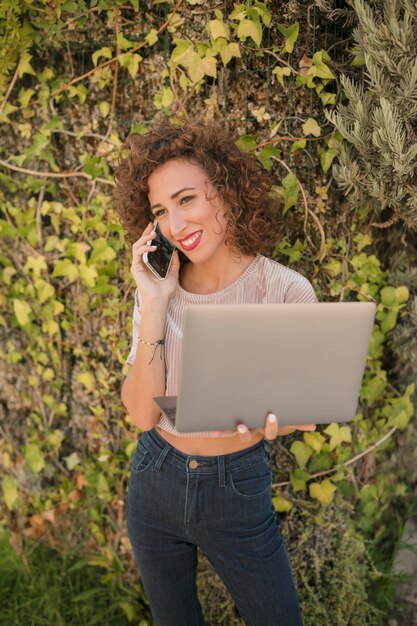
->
[126,253,318,437]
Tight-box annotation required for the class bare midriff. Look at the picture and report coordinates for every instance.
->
[156,427,264,456]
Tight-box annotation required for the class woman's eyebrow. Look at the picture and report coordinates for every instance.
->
[150,187,196,211]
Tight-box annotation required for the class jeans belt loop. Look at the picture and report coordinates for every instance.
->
[154,444,171,471]
[217,455,226,488]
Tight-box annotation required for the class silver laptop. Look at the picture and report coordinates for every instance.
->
[154,302,376,433]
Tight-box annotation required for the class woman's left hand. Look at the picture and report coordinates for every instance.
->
[237,412,316,442]
[208,413,316,442]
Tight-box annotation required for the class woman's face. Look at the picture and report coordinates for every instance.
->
[147,158,229,261]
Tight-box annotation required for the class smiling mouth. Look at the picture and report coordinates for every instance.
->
[178,230,202,250]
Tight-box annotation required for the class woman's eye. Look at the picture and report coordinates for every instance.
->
[154,209,166,218]
[180,195,194,205]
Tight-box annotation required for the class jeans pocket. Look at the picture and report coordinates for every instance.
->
[229,457,272,499]
[131,441,154,473]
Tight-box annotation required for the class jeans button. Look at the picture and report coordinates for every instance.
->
[189,459,199,470]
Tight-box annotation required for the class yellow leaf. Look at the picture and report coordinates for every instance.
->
[309,479,336,505]
[77,372,95,392]
[303,431,325,452]
[238,18,262,46]
[92,47,112,67]
[99,101,110,118]
[272,495,293,512]
[208,19,229,40]
[13,299,31,326]
[2,475,19,510]
[17,51,36,78]
[302,117,321,137]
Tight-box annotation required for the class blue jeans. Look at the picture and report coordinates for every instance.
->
[126,428,304,626]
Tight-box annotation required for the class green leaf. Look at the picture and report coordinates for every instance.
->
[308,451,333,473]
[380,309,398,334]
[290,441,313,470]
[291,139,306,153]
[312,50,335,79]
[13,299,32,326]
[272,495,293,512]
[18,88,35,108]
[290,469,310,492]
[2,475,19,510]
[303,431,325,452]
[208,19,229,40]
[272,66,291,87]
[92,47,112,67]
[309,479,336,505]
[282,173,299,213]
[302,117,321,137]
[276,22,299,53]
[117,33,134,50]
[323,423,352,451]
[51,259,79,283]
[236,134,257,151]
[145,28,159,46]
[79,264,98,288]
[360,371,387,404]
[238,18,262,46]
[64,452,81,471]
[17,51,36,78]
[380,286,397,306]
[258,145,281,171]
[99,101,110,118]
[24,443,45,473]
[253,1,271,27]
[319,147,337,173]
[77,372,95,392]
[119,53,143,79]
[396,286,409,304]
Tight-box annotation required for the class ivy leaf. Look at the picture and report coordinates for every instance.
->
[64,452,81,471]
[252,2,272,27]
[208,19,229,40]
[2,475,19,510]
[290,441,313,469]
[145,28,159,46]
[92,47,112,67]
[312,50,335,80]
[324,423,352,451]
[238,18,262,46]
[309,479,336,505]
[117,33,134,50]
[119,53,143,78]
[272,495,293,512]
[282,173,299,214]
[99,101,110,118]
[303,431,325,452]
[89,238,117,265]
[258,145,281,170]
[302,117,321,137]
[17,51,36,78]
[272,66,291,87]
[13,299,32,326]
[79,264,98,289]
[77,372,95,392]
[308,451,333,473]
[51,259,79,283]
[291,139,306,153]
[319,147,337,173]
[24,443,46,474]
[290,469,311,492]
[276,22,299,53]
[236,134,257,151]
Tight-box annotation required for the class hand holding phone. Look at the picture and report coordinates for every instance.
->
[143,222,176,280]
[131,221,180,305]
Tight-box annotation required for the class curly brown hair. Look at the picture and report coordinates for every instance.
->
[113,121,278,266]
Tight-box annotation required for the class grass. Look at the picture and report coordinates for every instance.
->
[0,531,152,626]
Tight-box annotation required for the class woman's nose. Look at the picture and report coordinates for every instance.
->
[169,211,188,239]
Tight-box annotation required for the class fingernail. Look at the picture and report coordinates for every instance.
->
[237,424,247,434]
[267,413,277,424]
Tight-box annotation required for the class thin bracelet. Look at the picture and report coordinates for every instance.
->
[138,337,165,365]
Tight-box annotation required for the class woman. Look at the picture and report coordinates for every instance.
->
[114,121,317,626]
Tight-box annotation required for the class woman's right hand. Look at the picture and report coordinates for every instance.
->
[131,222,180,305]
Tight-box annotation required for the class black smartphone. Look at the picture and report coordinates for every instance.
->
[143,221,176,280]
